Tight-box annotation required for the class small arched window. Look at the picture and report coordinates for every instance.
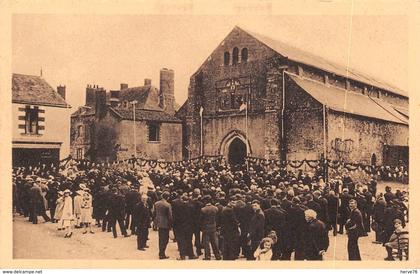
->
[241,48,248,63]
[232,47,239,65]
[224,51,230,66]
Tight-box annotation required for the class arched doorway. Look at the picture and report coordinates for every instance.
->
[228,137,247,165]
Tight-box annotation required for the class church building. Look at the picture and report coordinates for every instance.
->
[177,26,409,166]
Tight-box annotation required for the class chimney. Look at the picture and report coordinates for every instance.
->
[159,68,175,115]
[95,87,107,118]
[57,85,66,100]
[120,83,128,90]
[85,84,96,107]
[144,78,152,86]
[110,90,120,107]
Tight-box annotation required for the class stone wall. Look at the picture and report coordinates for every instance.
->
[284,79,325,161]
[202,111,280,159]
[116,119,182,161]
[327,111,409,165]
[186,27,282,159]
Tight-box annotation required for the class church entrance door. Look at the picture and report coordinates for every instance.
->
[228,137,247,166]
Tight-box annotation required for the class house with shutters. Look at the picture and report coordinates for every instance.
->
[12,73,71,167]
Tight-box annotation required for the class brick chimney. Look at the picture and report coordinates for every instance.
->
[57,85,66,100]
[120,83,128,90]
[95,87,107,118]
[85,84,96,107]
[144,78,152,86]
[159,68,175,115]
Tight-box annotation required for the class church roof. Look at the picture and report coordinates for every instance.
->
[238,26,407,98]
[12,73,70,107]
[288,74,408,125]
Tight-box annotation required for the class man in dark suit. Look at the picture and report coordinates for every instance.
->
[108,188,129,238]
[339,188,353,234]
[248,200,265,260]
[326,190,340,236]
[173,194,196,260]
[125,186,141,234]
[220,200,240,260]
[372,196,386,243]
[135,194,151,250]
[346,199,364,260]
[235,195,254,260]
[154,191,173,259]
[304,209,329,260]
[264,198,286,260]
[200,195,221,260]
[191,189,204,256]
[29,180,50,224]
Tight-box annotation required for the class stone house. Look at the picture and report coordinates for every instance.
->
[71,68,182,162]
[176,26,408,166]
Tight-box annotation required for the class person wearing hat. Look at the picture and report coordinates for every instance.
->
[200,195,221,260]
[61,189,74,238]
[29,179,51,224]
[46,181,59,223]
[303,209,329,260]
[154,191,173,259]
[54,191,65,229]
[108,187,130,238]
[80,188,94,234]
[74,189,84,228]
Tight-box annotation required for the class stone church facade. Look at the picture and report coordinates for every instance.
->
[177,26,408,166]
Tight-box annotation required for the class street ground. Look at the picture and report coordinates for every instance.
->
[12,215,390,261]
[13,180,408,261]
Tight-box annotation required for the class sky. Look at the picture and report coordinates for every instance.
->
[12,14,408,109]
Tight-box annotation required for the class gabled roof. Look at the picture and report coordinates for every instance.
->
[288,74,408,125]
[237,26,407,98]
[71,106,95,117]
[118,86,162,111]
[12,73,70,107]
[110,107,181,123]
[175,99,189,119]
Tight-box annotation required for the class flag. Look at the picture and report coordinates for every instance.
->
[239,101,247,112]
[199,106,204,116]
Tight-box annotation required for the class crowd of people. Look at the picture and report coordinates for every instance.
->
[12,157,409,261]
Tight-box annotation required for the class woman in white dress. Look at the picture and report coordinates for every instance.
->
[61,189,74,238]
[80,188,94,234]
[54,191,64,229]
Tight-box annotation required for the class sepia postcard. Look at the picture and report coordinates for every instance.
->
[0,0,419,270]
